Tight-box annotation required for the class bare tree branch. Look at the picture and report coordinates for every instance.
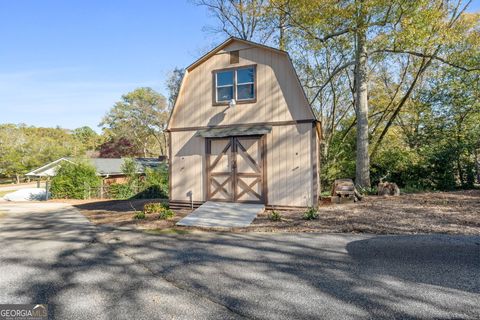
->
[309,60,355,105]
[372,49,480,72]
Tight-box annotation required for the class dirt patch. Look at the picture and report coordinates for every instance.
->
[69,190,480,235]
[63,199,191,230]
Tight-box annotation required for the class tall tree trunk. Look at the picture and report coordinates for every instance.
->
[276,1,287,50]
[354,27,371,188]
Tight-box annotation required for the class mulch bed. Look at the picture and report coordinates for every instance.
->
[248,190,480,234]
[65,190,480,235]
[57,199,186,230]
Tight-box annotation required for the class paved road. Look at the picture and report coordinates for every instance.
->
[0,202,479,319]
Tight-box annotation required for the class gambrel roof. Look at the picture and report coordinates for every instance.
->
[167,37,316,130]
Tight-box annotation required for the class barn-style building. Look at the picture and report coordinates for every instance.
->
[167,37,320,210]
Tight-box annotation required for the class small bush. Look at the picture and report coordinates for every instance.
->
[159,209,175,220]
[133,211,145,220]
[269,210,282,221]
[143,202,169,214]
[303,207,319,220]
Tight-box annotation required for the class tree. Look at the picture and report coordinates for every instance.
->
[196,0,277,43]
[424,67,480,187]
[72,126,100,151]
[0,124,89,183]
[195,1,479,191]
[99,87,169,156]
[0,124,29,183]
[165,67,185,108]
[271,0,477,188]
[98,137,142,158]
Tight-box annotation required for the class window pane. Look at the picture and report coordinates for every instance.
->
[216,71,234,86]
[237,68,254,84]
[217,86,233,102]
[237,84,254,100]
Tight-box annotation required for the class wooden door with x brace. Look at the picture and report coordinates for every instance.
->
[206,136,265,203]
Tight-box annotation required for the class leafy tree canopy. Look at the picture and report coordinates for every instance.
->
[99,87,169,157]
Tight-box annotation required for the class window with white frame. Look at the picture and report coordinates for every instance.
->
[214,66,255,104]
[236,67,255,100]
[215,70,234,102]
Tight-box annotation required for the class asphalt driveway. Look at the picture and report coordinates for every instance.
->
[0,203,239,320]
[0,202,479,319]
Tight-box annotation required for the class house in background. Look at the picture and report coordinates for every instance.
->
[26,157,162,184]
[167,37,320,210]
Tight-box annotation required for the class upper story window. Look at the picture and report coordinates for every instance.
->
[236,67,255,100]
[214,66,256,104]
[216,70,234,102]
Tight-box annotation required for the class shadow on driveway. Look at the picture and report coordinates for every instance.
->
[0,202,479,319]
[105,230,480,319]
[0,203,240,319]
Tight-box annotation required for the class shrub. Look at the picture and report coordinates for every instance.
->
[141,165,168,198]
[50,160,101,199]
[143,202,169,214]
[111,162,169,200]
[159,209,175,220]
[108,161,169,200]
[303,207,319,220]
[269,210,282,221]
[133,211,145,219]
[109,183,135,199]
[143,201,174,219]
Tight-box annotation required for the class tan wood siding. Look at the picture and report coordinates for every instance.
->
[170,124,315,207]
[266,123,314,206]
[170,44,313,129]
[170,131,205,202]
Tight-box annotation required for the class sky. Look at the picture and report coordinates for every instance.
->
[0,0,219,131]
[1,1,479,131]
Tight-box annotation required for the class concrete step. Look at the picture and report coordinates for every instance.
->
[176,201,264,228]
